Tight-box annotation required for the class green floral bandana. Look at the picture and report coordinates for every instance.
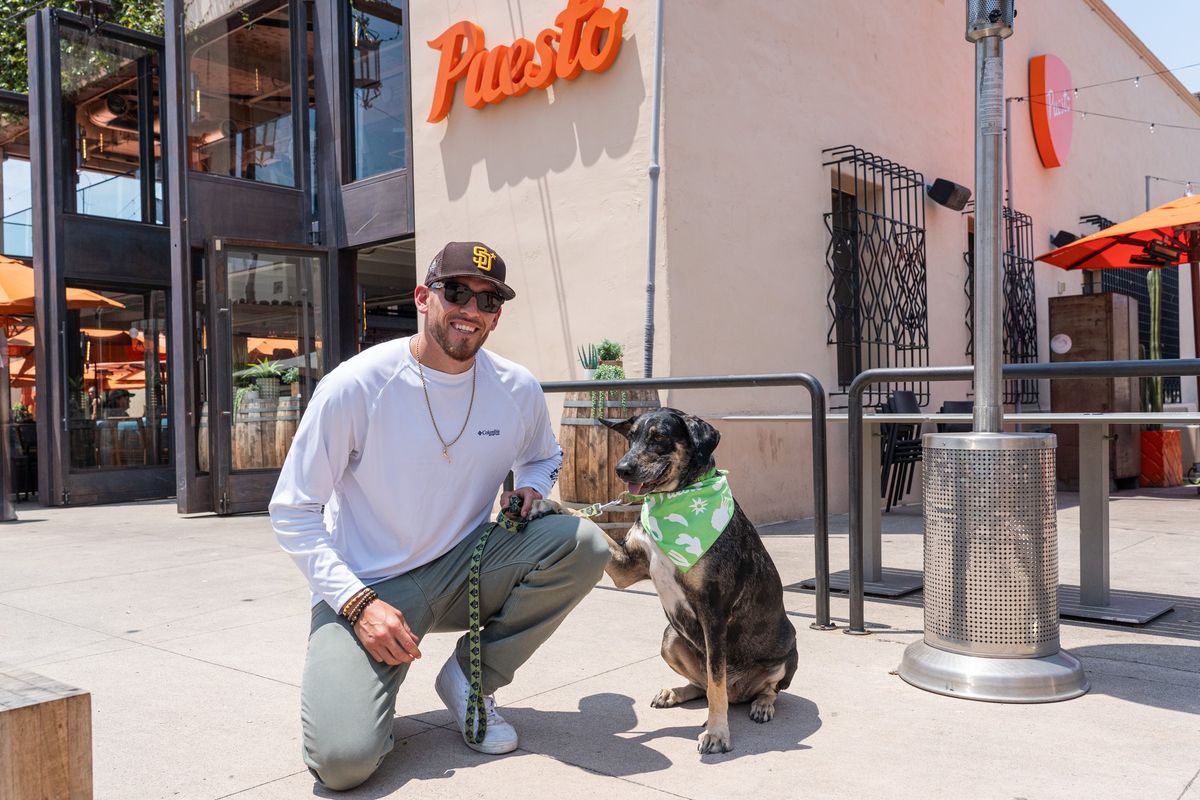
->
[631,469,734,572]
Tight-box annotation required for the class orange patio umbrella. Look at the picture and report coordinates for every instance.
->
[1037,193,1200,271]
[0,255,127,314]
[1036,193,1200,399]
[7,354,37,388]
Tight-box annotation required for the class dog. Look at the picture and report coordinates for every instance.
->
[530,407,797,754]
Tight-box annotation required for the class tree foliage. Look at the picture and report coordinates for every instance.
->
[0,0,163,93]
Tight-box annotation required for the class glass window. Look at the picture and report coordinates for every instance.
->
[0,99,33,257]
[187,2,297,186]
[66,286,170,470]
[226,249,323,470]
[349,0,407,180]
[59,27,161,223]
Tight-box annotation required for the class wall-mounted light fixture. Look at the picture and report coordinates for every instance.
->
[926,178,972,211]
[1049,230,1078,248]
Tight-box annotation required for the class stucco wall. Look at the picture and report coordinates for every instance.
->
[410,1,664,383]
[660,0,1200,522]
[411,1,1200,524]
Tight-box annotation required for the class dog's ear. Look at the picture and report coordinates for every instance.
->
[600,415,637,439]
[682,413,720,464]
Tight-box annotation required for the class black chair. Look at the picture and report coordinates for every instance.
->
[879,390,922,513]
[936,400,974,433]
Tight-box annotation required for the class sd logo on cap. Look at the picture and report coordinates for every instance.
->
[425,241,516,300]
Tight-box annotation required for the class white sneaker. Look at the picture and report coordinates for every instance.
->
[434,655,519,754]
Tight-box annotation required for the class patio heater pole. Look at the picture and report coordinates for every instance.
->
[896,1,1089,703]
[972,14,1004,432]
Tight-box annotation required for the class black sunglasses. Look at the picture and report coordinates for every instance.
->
[429,280,505,313]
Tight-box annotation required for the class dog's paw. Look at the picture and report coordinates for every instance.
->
[697,726,733,754]
[524,499,573,521]
[651,684,704,708]
[749,696,776,723]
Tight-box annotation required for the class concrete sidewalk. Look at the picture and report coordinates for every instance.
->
[1,490,1198,799]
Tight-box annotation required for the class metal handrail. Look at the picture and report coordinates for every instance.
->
[846,358,1200,634]
[539,373,833,630]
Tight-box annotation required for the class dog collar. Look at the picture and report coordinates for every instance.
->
[632,469,734,573]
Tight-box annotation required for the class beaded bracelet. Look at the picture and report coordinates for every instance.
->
[341,587,378,624]
[348,593,378,625]
[340,587,370,618]
[346,590,376,623]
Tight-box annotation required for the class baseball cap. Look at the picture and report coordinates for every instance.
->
[107,389,134,403]
[424,241,516,301]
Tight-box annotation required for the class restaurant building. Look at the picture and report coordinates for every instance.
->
[4,0,1198,518]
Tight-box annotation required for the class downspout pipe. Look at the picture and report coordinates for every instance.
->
[641,0,665,378]
[1004,96,1014,210]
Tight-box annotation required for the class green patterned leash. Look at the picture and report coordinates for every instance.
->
[464,495,526,745]
[462,494,626,744]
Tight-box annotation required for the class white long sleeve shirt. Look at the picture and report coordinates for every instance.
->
[269,337,562,611]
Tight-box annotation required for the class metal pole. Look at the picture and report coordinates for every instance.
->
[1004,96,1014,210]
[0,328,15,521]
[1192,261,1200,402]
[973,34,1005,433]
[641,0,665,378]
[809,379,834,631]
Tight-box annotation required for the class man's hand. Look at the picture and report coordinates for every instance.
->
[500,486,543,519]
[352,599,422,666]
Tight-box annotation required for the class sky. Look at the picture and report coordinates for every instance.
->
[1106,0,1200,92]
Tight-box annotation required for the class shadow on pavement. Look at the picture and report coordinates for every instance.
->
[1071,642,1200,715]
[327,691,822,796]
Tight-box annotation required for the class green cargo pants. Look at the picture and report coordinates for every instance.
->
[300,512,609,791]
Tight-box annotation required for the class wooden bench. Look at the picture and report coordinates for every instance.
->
[0,665,92,799]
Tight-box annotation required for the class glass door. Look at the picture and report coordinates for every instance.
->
[59,284,175,504]
[210,240,324,513]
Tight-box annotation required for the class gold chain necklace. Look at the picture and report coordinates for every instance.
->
[413,337,477,463]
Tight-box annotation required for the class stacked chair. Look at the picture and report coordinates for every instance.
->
[878,390,922,513]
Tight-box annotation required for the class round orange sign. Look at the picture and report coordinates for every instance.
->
[1029,54,1073,169]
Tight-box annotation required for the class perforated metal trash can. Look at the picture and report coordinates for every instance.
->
[897,432,1089,702]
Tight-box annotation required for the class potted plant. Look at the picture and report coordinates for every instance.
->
[577,343,598,379]
[590,362,628,419]
[1139,271,1183,487]
[281,366,301,397]
[247,358,284,400]
[11,402,32,423]
[596,338,623,367]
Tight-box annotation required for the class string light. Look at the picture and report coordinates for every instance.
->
[1008,60,1200,103]
[1015,95,1200,133]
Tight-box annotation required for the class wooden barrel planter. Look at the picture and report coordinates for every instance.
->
[198,402,209,473]
[274,394,302,465]
[233,397,279,470]
[559,387,660,526]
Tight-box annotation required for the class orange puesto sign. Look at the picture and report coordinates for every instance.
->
[426,0,629,123]
[1029,54,1073,169]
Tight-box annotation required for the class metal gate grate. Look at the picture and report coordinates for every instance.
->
[962,205,1040,406]
[824,145,929,409]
